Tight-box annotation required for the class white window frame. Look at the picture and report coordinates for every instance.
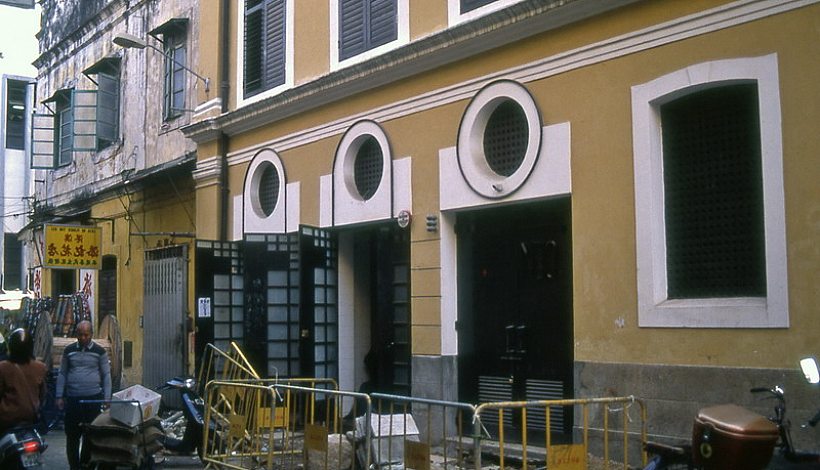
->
[447,0,526,27]
[236,0,295,108]
[631,53,788,328]
[244,149,287,234]
[329,0,409,71]
[457,79,541,199]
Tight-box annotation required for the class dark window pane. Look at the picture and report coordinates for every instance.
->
[5,80,27,150]
[661,84,766,298]
[461,0,497,14]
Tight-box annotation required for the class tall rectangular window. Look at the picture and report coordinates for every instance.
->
[339,0,397,61]
[151,19,190,121]
[244,0,287,98]
[164,33,187,120]
[5,80,27,150]
[3,234,22,290]
[55,95,74,167]
[660,84,765,299]
[96,71,120,148]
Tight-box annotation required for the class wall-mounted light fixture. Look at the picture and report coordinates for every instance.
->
[112,32,210,93]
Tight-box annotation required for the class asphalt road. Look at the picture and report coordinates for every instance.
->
[40,431,204,469]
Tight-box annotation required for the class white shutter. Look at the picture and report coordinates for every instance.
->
[31,112,55,169]
[72,90,98,151]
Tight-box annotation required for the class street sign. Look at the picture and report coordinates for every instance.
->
[43,224,102,269]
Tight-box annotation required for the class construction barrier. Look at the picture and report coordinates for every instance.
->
[368,392,478,470]
[473,396,648,470]
[198,342,261,393]
[196,344,647,469]
[202,379,371,470]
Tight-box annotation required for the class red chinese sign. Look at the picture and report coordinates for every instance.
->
[44,224,102,269]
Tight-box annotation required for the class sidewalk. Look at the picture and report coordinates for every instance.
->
[42,431,205,469]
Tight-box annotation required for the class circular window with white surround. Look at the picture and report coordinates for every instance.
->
[457,80,542,199]
[246,150,286,220]
[338,121,391,202]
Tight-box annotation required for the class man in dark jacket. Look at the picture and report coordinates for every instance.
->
[56,320,111,470]
[0,328,47,434]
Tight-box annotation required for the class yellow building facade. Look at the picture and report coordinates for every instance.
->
[185,0,820,444]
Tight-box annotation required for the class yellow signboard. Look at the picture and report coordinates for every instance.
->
[548,444,587,470]
[44,224,102,269]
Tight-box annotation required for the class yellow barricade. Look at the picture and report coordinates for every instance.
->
[473,396,648,470]
[202,379,372,470]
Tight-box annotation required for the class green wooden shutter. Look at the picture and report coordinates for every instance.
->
[244,0,264,96]
[461,0,496,14]
[31,112,56,169]
[369,0,397,49]
[96,73,119,144]
[340,0,365,60]
[264,0,287,89]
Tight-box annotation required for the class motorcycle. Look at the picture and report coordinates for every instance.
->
[0,426,46,469]
[644,358,820,469]
[157,377,207,460]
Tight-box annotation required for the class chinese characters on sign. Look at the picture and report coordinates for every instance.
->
[44,224,102,269]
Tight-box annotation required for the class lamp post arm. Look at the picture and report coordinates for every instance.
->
[143,42,210,93]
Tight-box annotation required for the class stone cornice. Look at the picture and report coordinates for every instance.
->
[182,0,638,143]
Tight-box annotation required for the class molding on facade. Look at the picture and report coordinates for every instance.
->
[185,0,642,143]
[193,155,221,189]
[217,0,815,166]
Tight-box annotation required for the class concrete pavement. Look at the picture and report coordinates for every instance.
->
[41,431,204,469]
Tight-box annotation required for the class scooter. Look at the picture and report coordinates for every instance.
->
[157,377,207,460]
[644,358,820,470]
[0,426,47,469]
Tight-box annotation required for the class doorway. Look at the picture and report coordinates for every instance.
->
[457,197,573,435]
[348,223,411,396]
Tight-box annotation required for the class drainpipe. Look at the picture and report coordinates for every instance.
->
[218,0,231,241]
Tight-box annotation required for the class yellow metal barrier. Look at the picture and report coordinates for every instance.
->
[473,396,647,470]
[202,379,372,470]
[197,342,261,393]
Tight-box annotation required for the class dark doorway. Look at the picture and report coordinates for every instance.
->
[457,197,573,436]
[99,256,117,323]
[52,269,76,296]
[351,223,411,395]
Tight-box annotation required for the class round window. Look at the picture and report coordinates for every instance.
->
[457,80,542,199]
[354,137,383,200]
[256,162,280,217]
[483,100,529,177]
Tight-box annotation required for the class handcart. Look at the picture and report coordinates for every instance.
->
[80,399,163,470]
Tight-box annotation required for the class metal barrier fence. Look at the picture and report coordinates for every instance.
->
[202,379,371,470]
[473,396,647,470]
[198,342,261,395]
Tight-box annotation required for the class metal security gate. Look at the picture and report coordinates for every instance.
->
[143,245,187,407]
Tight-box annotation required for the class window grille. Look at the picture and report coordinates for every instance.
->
[661,84,766,299]
[354,137,383,200]
[483,100,528,177]
[257,163,280,217]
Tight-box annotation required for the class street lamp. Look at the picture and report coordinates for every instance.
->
[112,32,210,93]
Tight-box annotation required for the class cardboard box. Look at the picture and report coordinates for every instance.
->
[110,385,162,427]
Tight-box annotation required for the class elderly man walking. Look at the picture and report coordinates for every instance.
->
[56,320,112,470]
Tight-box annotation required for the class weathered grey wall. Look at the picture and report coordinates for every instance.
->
[577,361,820,460]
